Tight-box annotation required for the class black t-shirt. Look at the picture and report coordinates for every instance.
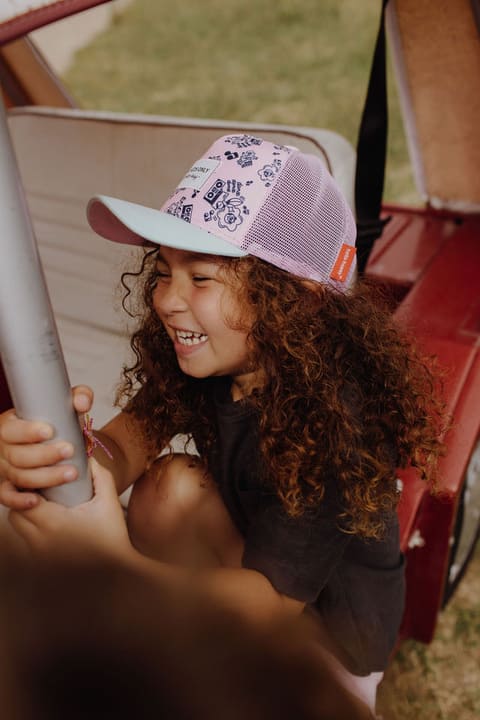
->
[193,378,405,676]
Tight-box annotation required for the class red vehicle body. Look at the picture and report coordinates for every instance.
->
[369,206,480,642]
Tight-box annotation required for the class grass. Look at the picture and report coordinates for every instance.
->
[377,545,480,719]
[65,0,419,204]
[63,1,479,716]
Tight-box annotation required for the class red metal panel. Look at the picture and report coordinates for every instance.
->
[396,341,480,641]
[379,208,480,643]
[0,360,12,413]
[366,207,457,289]
[395,217,480,344]
[401,347,480,639]
[400,491,458,643]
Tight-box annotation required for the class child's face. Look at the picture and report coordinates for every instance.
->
[152,247,256,397]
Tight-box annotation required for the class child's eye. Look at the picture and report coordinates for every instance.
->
[154,265,170,277]
[193,275,210,283]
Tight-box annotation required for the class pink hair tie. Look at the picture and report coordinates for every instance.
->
[82,414,113,460]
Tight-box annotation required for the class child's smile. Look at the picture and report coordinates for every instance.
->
[174,330,208,347]
[170,326,209,358]
[153,247,256,397]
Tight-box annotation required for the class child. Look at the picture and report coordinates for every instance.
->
[0,135,444,712]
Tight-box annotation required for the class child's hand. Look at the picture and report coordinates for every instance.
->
[8,459,132,560]
[0,385,94,510]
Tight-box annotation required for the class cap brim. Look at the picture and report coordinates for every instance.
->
[87,195,248,258]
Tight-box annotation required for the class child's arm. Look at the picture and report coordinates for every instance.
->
[0,385,148,510]
[133,552,306,624]
[8,460,305,625]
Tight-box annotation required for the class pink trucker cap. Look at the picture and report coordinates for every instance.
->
[87,134,357,285]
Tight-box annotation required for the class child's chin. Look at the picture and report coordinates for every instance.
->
[177,362,213,379]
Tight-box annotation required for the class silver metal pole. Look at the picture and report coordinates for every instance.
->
[0,95,92,506]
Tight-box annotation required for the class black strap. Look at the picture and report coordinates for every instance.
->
[472,0,480,37]
[354,0,391,273]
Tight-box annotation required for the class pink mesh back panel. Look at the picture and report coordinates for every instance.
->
[240,151,356,286]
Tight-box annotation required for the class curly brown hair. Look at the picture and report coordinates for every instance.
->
[117,249,446,539]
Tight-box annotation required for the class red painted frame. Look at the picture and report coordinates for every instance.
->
[367,206,480,642]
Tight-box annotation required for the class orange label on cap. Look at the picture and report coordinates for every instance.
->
[330,244,356,282]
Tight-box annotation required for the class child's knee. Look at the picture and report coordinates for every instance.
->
[153,453,210,505]
[127,454,210,538]
[126,454,243,567]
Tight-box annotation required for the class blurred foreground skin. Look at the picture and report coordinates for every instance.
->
[0,553,373,720]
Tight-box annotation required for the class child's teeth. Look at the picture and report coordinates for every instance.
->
[176,331,208,346]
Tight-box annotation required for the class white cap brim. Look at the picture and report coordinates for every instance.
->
[87,195,248,258]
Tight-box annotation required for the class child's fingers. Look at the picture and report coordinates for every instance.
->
[72,385,94,414]
[8,507,46,550]
[0,479,40,510]
[0,411,53,444]
[3,441,74,470]
[89,458,117,500]
[2,464,78,491]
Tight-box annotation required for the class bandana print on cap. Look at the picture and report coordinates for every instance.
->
[161,135,293,251]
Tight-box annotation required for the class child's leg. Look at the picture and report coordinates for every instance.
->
[127,454,244,569]
[334,666,383,714]
[317,646,383,714]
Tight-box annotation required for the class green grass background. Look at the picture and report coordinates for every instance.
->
[64,1,479,717]
[65,0,420,204]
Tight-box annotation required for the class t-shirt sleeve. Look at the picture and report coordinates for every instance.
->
[242,496,352,603]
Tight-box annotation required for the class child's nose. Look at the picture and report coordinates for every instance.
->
[153,278,189,315]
